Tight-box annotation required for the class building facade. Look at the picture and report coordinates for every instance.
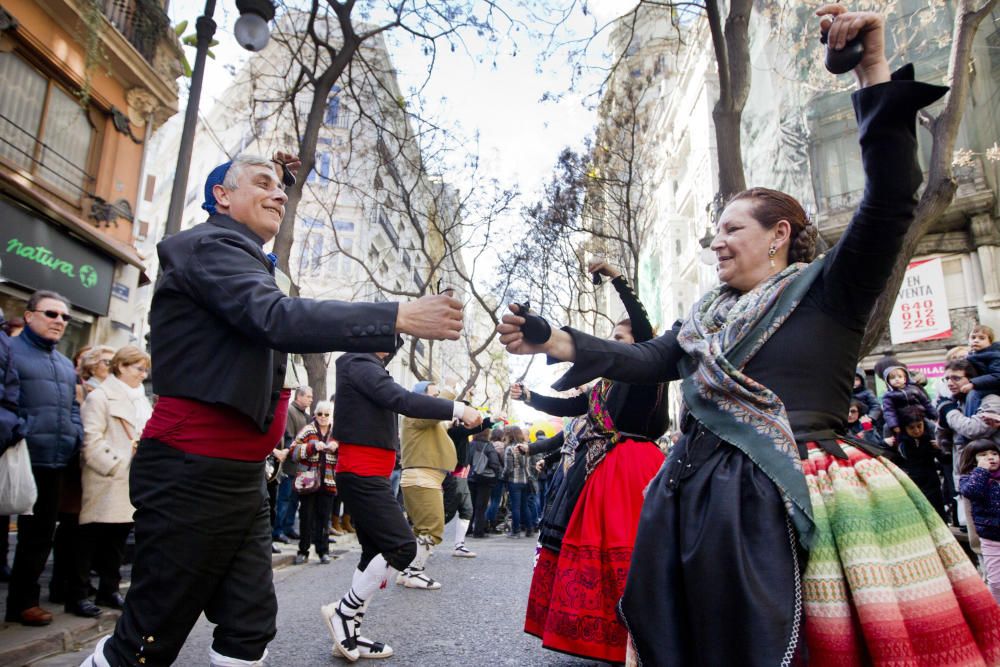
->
[0,0,181,357]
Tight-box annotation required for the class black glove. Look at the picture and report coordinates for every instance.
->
[514,301,552,345]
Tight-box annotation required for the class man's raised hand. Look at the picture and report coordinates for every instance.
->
[396,294,464,341]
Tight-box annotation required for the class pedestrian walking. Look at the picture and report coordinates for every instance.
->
[467,431,502,539]
[499,6,1000,663]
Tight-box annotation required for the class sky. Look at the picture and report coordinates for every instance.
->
[165,0,634,202]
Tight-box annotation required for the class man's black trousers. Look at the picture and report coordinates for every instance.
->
[102,441,276,666]
[335,472,416,572]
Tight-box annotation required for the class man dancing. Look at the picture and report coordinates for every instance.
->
[82,154,465,667]
[323,351,481,661]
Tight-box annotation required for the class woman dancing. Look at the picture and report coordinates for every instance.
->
[499,6,1000,665]
[515,259,668,663]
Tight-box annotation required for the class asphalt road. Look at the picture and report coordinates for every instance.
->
[36,523,604,666]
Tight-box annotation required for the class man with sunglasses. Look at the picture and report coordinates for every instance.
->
[83,153,466,667]
[5,291,82,627]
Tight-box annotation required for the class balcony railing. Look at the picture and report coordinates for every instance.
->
[0,110,94,200]
[817,157,990,216]
[99,0,170,64]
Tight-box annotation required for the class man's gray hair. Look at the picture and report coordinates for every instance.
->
[294,386,312,399]
[222,154,276,190]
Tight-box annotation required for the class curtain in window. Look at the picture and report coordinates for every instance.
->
[0,53,47,171]
[40,85,93,195]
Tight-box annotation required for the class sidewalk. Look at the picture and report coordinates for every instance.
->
[0,533,357,667]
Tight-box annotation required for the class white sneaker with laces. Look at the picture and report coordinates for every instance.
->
[452,543,476,558]
[401,567,442,590]
[321,602,360,662]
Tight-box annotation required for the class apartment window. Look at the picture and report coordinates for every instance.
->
[812,131,864,210]
[325,86,341,125]
[296,233,324,277]
[307,153,332,184]
[331,220,355,275]
[0,52,95,200]
[377,209,399,249]
[143,174,156,202]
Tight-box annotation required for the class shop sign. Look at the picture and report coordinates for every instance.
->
[888,257,952,345]
[0,199,114,315]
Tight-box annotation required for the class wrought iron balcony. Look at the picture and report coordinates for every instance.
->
[99,0,170,64]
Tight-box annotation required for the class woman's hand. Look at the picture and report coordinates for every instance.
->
[816,4,890,87]
[497,304,577,361]
[587,258,622,280]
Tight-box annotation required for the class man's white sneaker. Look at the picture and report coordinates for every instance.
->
[356,636,394,659]
[401,568,442,590]
[321,602,359,662]
[452,544,476,558]
[394,569,410,585]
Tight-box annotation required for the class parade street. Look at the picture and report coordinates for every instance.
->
[32,524,597,667]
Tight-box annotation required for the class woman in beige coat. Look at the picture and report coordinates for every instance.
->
[70,346,151,614]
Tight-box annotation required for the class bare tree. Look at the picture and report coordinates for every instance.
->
[860,0,999,352]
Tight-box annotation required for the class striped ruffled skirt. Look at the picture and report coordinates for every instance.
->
[802,442,1000,666]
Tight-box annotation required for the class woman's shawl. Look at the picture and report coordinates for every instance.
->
[677,257,827,547]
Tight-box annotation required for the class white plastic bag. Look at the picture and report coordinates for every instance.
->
[0,440,37,515]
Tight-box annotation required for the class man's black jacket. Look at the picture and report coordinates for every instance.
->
[331,353,454,451]
[150,215,398,432]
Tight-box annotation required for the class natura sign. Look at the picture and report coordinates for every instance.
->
[0,198,114,315]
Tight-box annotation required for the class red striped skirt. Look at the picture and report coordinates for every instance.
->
[524,438,664,663]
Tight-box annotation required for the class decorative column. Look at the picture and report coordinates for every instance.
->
[970,212,1000,313]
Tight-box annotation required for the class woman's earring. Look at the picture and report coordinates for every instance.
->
[768,244,777,268]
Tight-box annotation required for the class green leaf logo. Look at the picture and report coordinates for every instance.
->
[79,264,98,288]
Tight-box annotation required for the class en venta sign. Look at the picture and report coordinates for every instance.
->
[888,257,952,345]
[0,199,114,315]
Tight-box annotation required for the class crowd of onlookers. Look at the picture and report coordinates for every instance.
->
[847,324,1000,604]
[1,291,152,626]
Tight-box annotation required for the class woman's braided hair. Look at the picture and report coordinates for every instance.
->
[728,187,818,263]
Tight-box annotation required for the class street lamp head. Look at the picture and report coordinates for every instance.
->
[235,0,274,52]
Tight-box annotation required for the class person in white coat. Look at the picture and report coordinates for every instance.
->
[70,346,151,613]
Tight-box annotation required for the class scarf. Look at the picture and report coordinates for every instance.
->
[677,258,826,547]
[559,381,623,479]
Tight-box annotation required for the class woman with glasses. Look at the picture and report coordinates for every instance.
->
[291,400,338,564]
[78,346,115,400]
[74,346,152,614]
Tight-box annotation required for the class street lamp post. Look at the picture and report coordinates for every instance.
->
[163,0,275,237]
